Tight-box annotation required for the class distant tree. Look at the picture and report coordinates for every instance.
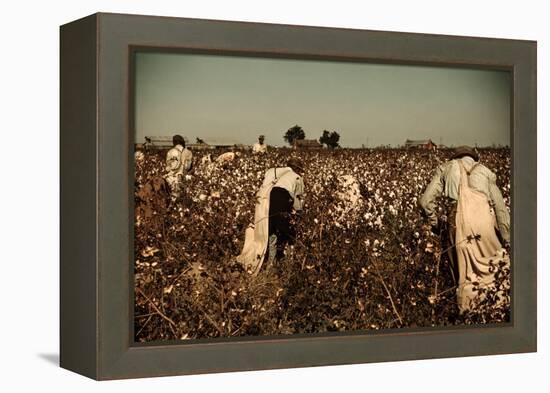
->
[319,130,340,149]
[319,130,330,147]
[284,125,305,146]
[196,137,205,144]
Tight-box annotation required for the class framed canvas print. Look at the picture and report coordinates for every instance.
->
[60,13,537,380]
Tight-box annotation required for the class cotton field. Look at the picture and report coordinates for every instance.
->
[134,147,511,342]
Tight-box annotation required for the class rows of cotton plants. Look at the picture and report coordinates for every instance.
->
[134,147,510,342]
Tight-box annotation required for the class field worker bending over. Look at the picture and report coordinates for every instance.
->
[419,146,510,312]
[164,134,193,202]
[216,151,239,164]
[237,158,305,275]
[252,135,267,154]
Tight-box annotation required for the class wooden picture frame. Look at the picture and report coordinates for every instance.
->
[60,12,537,380]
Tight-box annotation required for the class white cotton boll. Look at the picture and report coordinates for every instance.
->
[134,151,144,161]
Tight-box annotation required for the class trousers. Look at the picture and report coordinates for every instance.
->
[267,187,295,262]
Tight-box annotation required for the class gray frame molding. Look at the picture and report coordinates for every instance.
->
[60,12,536,380]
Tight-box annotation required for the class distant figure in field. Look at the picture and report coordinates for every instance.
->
[143,136,152,151]
[420,146,510,312]
[237,158,305,275]
[252,135,268,154]
[216,151,239,165]
[164,135,193,202]
[216,151,241,169]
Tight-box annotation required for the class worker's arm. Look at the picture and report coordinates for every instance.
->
[488,172,511,243]
[182,149,193,171]
[419,164,445,227]
[293,176,305,212]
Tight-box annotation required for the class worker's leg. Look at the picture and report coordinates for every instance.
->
[267,234,278,265]
[446,204,458,284]
[268,187,293,262]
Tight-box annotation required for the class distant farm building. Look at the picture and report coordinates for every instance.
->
[187,142,239,150]
[142,136,181,149]
[204,140,239,149]
[234,143,253,151]
[404,139,437,150]
[138,136,251,151]
[187,142,213,151]
[294,139,323,150]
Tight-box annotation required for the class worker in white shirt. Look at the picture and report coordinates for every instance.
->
[420,145,510,312]
[164,134,193,202]
[252,135,268,154]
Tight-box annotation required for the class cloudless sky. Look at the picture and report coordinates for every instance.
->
[135,52,510,147]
